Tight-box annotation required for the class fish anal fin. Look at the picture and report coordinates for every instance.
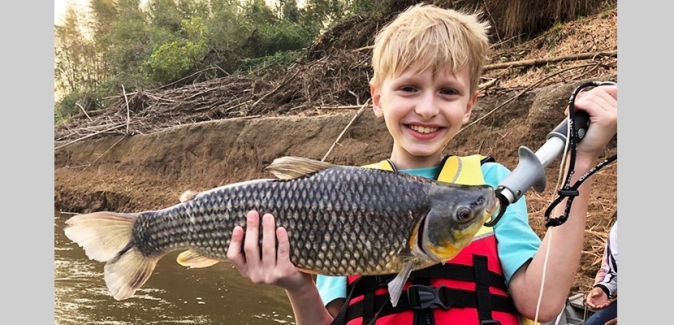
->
[265,156,334,180]
[295,266,319,275]
[177,249,220,268]
[179,190,199,203]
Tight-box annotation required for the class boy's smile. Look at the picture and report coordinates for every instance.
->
[371,64,478,169]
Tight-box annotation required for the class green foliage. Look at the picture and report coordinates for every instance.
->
[244,21,317,58]
[53,0,368,125]
[145,17,210,83]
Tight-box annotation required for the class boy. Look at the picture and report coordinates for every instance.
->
[226,4,618,325]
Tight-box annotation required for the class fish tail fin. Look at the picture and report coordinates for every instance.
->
[104,246,159,300]
[64,211,159,300]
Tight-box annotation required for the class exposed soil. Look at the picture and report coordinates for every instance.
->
[54,5,618,299]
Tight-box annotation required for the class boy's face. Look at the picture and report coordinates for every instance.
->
[371,64,477,169]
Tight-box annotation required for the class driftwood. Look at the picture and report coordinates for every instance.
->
[322,98,371,162]
[122,85,131,135]
[55,124,126,150]
[483,51,616,71]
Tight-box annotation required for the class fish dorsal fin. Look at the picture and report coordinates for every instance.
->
[266,156,334,180]
[179,190,198,203]
[176,249,220,268]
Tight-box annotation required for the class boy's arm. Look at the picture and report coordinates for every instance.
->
[507,85,617,322]
[226,211,334,325]
[285,278,336,325]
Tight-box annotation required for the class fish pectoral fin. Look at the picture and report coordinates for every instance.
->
[387,261,415,308]
[176,249,220,268]
[179,190,199,203]
[266,156,334,180]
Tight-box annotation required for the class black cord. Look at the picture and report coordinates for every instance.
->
[544,81,617,227]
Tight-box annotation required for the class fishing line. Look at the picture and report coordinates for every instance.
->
[533,124,569,324]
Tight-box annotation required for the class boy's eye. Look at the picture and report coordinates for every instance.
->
[440,88,459,96]
[400,86,417,93]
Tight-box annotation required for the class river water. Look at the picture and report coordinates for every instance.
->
[54,212,297,325]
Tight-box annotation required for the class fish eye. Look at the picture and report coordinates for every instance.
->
[455,207,473,221]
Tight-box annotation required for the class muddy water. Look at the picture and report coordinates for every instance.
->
[54,212,296,325]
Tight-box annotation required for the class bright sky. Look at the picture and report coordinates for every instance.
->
[54,0,84,24]
[55,0,298,24]
[54,0,66,23]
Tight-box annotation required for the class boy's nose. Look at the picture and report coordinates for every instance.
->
[414,93,439,119]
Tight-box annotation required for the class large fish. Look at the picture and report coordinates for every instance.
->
[64,156,499,307]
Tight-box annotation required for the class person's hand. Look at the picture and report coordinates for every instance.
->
[586,286,610,309]
[565,84,617,160]
[226,210,313,291]
[605,317,617,325]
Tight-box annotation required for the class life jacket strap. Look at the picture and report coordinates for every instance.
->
[346,263,508,298]
[344,285,517,323]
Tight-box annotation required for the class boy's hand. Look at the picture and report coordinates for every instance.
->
[586,286,610,309]
[605,317,617,325]
[566,84,617,160]
[226,210,313,292]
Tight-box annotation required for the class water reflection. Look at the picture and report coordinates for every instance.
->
[54,212,296,324]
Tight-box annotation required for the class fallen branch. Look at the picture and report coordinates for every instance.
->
[483,51,616,71]
[351,45,374,52]
[76,103,92,121]
[458,63,598,134]
[317,104,368,110]
[478,78,498,90]
[252,70,300,108]
[322,98,371,162]
[122,85,131,135]
[55,124,126,150]
[84,135,127,170]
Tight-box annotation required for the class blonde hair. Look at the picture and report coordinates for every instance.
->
[370,4,491,94]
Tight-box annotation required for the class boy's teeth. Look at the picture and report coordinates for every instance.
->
[409,125,439,134]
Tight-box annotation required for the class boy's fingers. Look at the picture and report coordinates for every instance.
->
[261,213,277,269]
[226,226,247,272]
[598,84,617,100]
[276,227,290,262]
[243,210,261,269]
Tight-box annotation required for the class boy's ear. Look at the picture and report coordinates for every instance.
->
[462,91,479,124]
[370,84,383,117]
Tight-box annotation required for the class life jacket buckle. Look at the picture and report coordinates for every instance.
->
[407,284,450,310]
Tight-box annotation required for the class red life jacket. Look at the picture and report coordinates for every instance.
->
[332,155,525,325]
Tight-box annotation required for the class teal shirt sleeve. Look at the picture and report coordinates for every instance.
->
[482,162,541,285]
[316,274,347,306]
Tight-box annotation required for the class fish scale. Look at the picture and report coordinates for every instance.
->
[63,156,497,302]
